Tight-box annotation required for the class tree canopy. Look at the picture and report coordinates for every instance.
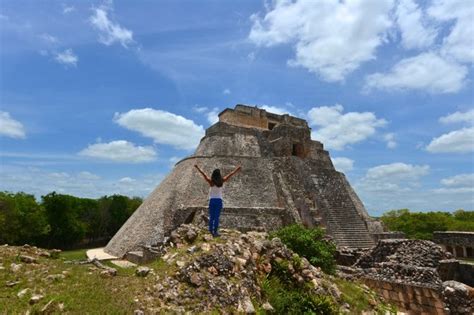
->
[381,209,474,240]
[0,191,142,249]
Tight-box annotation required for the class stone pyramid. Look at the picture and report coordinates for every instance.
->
[105,104,380,258]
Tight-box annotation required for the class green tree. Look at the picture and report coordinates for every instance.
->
[0,192,50,245]
[381,209,474,239]
[42,192,86,248]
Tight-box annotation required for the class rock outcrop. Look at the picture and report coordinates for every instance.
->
[105,104,378,258]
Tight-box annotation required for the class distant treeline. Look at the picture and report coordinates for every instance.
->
[0,191,142,249]
[381,209,474,240]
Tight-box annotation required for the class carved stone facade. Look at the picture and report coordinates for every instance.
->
[105,104,377,258]
[433,231,474,259]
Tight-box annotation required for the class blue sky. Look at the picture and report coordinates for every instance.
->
[0,0,473,215]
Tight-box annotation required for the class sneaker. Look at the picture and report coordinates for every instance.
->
[212,232,220,238]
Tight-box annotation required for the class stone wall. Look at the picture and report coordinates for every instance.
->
[361,278,446,314]
[171,206,290,233]
[438,259,474,287]
[218,104,308,131]
[433,232,474,258]
[219,107,268,130]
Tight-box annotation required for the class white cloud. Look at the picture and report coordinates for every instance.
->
[249,0,393,82]
[39,33,58,44]
[426,127,474,153]
[54,49,78,67]
[206,108,220,125]
[435,172,474,195]
[439,109,474,125]
[307,104,386,150]
[384,133,397,149]
[261,105,292,116]
[223,89,231,95]
[0,165,162,198]
[78,171,101,180]
[354,163,474,213]
[0,111,26,139]
[365,162,429,181]
[79,140,157,163]
[193,106,208,114]
[169,156,182,165]
[119,177,135,183]
[395,0,437,50]
[440,173,474,188]
[365,52,467,93]
[114,108,204,150]
[193,106,220,125]
[247,51,256,61]
[90,4,133,47]
[433,186,474,195]
[63,5,75,14]
[331,157,354,173]
[356,162,430,196]
[428,0,474,63]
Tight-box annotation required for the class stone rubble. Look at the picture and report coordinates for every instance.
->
[442,281,474,314]
[133,224,353,313]
[351,239,449,286]
[19,255,38,264]
[337,239,474,314]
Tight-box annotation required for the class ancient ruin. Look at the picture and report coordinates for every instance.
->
[338,239,474,314]
[433,231,474,259]
[105,104,382,258]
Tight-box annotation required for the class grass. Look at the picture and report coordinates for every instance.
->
[333,278,397,314]
[0,247,151,313]
[0,233,226,314]
[59,248,88,261]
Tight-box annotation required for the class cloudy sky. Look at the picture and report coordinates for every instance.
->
[0,0,473,215]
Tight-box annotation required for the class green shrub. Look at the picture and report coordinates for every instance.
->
[271,224,336,274]
[261,274,336,315]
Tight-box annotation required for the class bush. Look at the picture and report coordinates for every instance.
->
[261,273,336,315]
[270,224,336,275]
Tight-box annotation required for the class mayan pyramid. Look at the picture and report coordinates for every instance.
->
[105,104,380,258]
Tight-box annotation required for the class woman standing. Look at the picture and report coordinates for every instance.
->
[194,164,242,237]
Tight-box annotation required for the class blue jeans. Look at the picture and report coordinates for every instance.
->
[208,198,223,235]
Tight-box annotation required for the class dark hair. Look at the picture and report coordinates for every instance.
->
[211,169,223,187]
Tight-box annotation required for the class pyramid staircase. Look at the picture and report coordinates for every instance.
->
[311,171,375,248]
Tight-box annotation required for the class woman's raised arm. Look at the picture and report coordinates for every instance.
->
[194,164,212,185]
[223,165,242,182]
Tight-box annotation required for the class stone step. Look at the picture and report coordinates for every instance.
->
[328,226,367,229]
[335,238,374,243]
[332,232,372,236]
[333,235,371,242]
[125,251,144,265]
[327,220,365,224]
[327,224,368,230]
[334,238,374,243]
